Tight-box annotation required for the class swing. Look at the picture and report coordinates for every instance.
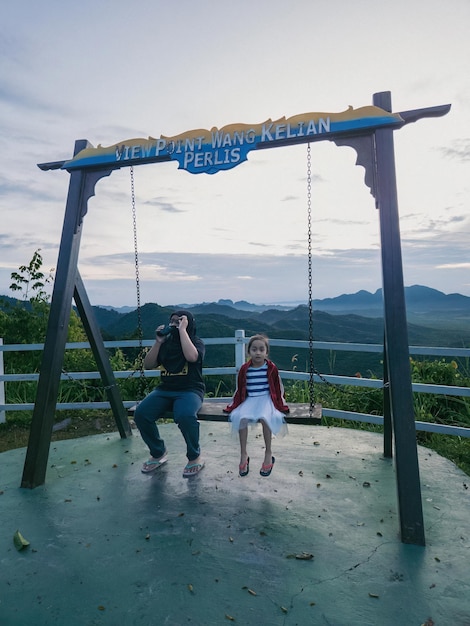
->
[128,150,322,425]
[29,95,448,544]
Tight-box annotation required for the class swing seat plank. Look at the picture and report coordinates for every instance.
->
[128,401,322,424]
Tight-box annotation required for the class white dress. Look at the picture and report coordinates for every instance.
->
[229,363,288,437]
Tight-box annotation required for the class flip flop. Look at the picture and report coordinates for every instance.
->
[239,457,250,477]
[260,456,275,477]
[141,455,168,474]
[183,461,205,478]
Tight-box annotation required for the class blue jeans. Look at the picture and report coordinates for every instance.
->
[134,389,203,461]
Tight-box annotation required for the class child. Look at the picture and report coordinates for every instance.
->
[224,334,289,477]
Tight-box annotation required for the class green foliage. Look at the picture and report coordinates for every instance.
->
[283,358,470,475]
[9,249,53,303]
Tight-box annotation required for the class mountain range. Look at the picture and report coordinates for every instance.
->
[87,285,468,377]
[2,284,468,377]
[90,284,469,347]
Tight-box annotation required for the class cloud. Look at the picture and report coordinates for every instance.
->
[436,262,470,270]
[440,140,470,162]
[143,197,187,213]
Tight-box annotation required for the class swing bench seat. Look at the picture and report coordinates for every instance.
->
[128,400,322,424]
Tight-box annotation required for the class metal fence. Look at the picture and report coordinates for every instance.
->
[1,331,469,437]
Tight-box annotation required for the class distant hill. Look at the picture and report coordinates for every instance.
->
[90,285,470,325]
[312,285,470,328]
[1,285,468,377]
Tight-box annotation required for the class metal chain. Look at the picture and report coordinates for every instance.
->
[130,167,147,399]
[307,144,315,418]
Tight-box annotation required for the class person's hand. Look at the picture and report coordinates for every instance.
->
[177,315,188,332]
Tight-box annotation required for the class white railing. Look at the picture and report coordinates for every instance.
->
[1,331,470,436]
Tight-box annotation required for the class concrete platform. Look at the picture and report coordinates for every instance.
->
[1,422,469,626]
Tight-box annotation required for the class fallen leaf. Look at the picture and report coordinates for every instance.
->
[13,530,30,551]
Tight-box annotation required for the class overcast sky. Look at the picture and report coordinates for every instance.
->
[1,0,469,308]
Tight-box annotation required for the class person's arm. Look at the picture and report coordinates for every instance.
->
[177,315,199,362]
[143,327,166,369]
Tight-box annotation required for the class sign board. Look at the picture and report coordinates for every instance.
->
[63,106,403,175]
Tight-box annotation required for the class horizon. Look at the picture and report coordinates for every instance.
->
[87,283,468,311]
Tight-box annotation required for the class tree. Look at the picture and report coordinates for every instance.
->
[9,248,53,304]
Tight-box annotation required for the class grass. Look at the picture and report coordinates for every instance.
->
[0,411,118,453]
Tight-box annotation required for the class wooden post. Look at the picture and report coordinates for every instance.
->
[21,141,115,489]
[383,339,392,458]
[74,272,131,438]
[373,91,425,545]
[235,329,246,370]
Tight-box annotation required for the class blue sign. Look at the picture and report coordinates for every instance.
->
[63,106,403,175]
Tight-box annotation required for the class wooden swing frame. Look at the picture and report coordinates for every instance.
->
[23,91,451,547]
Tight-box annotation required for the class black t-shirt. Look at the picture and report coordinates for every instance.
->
[157,334,205,398]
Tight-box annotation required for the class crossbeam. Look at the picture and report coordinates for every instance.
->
[37,103,450,175]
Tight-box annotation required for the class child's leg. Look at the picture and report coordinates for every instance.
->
[261,420,273,466]
[239,424,248,466]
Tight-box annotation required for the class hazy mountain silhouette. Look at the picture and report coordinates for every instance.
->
[2,285,468,377]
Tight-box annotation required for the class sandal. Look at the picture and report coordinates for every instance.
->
[239,457,250,477]
[183,461,205,478]
[141,454,168,474]
[260,456,275,477]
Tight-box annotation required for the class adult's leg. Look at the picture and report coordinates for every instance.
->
[172,392,203,461]
[134,390,171,459]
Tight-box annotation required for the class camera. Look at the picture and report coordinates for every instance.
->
[156,325,174,337]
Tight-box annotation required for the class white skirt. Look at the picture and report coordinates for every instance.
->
[228,391,288,437]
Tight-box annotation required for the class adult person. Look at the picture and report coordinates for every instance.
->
[134,310,205,477]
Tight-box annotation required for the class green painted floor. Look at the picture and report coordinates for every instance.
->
[1,422,469,626]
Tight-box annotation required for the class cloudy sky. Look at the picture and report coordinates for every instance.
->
[1,0,469,308]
